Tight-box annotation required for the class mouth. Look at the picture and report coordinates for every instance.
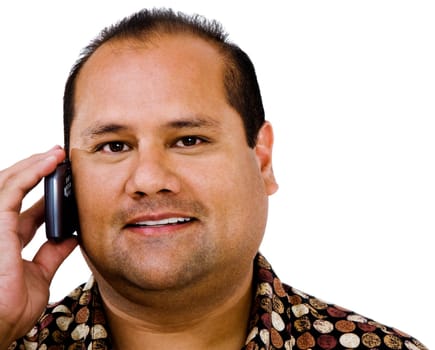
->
[126,217,195,228]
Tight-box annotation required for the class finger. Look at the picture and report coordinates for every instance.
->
[0,146,64,181]
[17,197,45,248]
[32,237,78,284]
[0,148,65,213]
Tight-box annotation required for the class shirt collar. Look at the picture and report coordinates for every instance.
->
[49,253,288,349]
[243,253,292,349]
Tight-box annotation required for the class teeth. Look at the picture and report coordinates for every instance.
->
[133,217,192,226]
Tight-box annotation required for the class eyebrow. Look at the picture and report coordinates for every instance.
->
[81,115,221,139]
[81,123,129,139]
[165,116,221,130]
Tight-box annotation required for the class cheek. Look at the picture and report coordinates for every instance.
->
[201,153,269,235]
[72,160,124,223]
[72,162,128,257]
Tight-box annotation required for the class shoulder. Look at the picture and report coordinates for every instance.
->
[281,281,427,350]
[8,277,110,349]
[253,254,428,350]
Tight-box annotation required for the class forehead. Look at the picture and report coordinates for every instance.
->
[76,33,226,92]
[70,34,243,137]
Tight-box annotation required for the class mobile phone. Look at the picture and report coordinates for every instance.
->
[44,161,78,241]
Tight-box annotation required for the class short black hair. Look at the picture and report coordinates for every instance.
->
[63,8,265,151]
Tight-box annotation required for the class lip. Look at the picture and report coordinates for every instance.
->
[123,213,197,236]
[125,212,196,225]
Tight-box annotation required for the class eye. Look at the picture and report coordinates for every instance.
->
[174,136,206,148]
[97,141,130,153]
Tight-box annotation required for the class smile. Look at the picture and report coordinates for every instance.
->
[129,217,193,227]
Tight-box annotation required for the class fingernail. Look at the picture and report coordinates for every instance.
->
[44,155,57,162]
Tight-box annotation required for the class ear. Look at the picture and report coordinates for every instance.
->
[254,121,278,195]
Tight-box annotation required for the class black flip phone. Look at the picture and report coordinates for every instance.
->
[44,161,78,241]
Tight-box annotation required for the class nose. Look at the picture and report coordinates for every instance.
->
[125,149,181,197]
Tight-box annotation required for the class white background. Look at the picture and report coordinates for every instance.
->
[0,1,433,347]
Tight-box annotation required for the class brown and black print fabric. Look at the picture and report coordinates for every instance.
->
[9,254,427,350]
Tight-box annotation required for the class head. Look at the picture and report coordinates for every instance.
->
[64,8,265,152]
[66,8,278,304]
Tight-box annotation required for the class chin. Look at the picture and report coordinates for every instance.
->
[90,248,214,292]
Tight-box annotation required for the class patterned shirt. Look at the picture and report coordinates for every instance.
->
[9,254,427,350]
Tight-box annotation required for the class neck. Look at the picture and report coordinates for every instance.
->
[95,265,254,350]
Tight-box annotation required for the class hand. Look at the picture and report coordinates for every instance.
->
[0,147,78,347]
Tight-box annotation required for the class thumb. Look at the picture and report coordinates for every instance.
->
[32,237,78,284]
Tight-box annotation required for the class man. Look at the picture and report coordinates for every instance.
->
[0,8,427,350]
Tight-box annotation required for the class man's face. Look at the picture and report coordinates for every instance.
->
[69,34,277,294]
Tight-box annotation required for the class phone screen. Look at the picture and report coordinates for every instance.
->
[44,161,78,241]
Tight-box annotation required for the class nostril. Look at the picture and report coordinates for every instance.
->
[133,189,171,197]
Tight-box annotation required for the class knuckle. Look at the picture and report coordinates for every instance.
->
[0,169,13,191]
